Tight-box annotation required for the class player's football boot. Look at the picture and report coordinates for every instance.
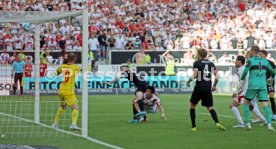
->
[51,124,59,130]
[128,119,138,123]
[70,124,81,131]
[267,124,275,131]
[245,123,252,131]
[232,123,245,128]
[190,127,197,132]
[135,111,147,118]
[251,118,262,123]
[216,123,226,131]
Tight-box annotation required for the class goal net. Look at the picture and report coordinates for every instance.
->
[0,10,89,138]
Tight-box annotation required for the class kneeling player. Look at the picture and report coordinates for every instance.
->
[230,56,266,128]
[142,86,167,121]
[52,53,81,130]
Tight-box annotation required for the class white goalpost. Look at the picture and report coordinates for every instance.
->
[0,10,88,137]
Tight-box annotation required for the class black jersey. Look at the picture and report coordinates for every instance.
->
[193,59,216,88]
[266,59,276,79]
[122,71,147,88]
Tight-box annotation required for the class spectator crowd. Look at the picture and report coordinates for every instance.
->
[0,0,276,65]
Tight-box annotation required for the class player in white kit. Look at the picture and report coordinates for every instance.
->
[142,86,167,121]
[230,55,266,128]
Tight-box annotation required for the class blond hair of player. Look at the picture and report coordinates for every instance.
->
[52,53,81,130]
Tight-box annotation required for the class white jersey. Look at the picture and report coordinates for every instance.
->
[237,65,249,95]
[143,94,161,113]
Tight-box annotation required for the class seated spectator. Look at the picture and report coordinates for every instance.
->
[72,41,82,51]
[9,52,17,64]
[0,49,9,64]
[133,36,142,50]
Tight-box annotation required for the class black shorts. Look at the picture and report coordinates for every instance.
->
[190,86,213,107]
[135,85,147,95]
[14,73,23,85]
[267,84,275,93]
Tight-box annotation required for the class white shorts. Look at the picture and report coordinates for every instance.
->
[144,105,158,113]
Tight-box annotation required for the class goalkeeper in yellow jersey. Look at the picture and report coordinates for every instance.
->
[52,53,81,130]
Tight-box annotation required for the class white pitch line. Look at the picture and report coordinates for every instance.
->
[0,112,124,149]
[199,113,276,124]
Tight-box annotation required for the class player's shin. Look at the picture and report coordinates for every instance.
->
[54,108,65,124]
[190,109,196,128]
[263,106,272,124]
[137,99,145,112]
[72,109,79,125]
[231,107,244,125]
[209,109,219,124]
[243,104,251,124]
[269,97,276,114]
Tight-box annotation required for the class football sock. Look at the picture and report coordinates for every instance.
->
[209,109,219,123]
[270,97,276,114]
[231,107,244,124]
[138,99,145,111]
[72,109,79,125]
[54,108,65,124]
[132,104,137,119]
[190,109,196,128]
[263,106,272,124]
[243,104,250,124]
[20,86,23,94]
[252,108,266,122]
[13,84,16,94]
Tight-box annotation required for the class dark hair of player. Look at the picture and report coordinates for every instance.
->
[146,86,155,94]
[120,65,128,69]
[250,46,260,54]
[236,55,245,65]
[197,48,208,59]
[259,50,268,56]
[67,53,76,63]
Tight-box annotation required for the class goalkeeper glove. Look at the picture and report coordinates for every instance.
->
[267,77,274,86]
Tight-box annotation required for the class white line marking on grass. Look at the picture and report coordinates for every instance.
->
[0,112,124,149]
[199,113,276,124]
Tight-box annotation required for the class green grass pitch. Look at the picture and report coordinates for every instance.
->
[0,94,276,149]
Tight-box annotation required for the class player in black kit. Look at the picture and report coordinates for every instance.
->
[105,65,147,123]
[187,48,226,131]
[259,50,276,120]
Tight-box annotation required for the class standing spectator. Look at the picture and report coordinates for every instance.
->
[72,41,82,51]
[125,40,134,50]
[88,34,100,61]
[24,34,34,50]
[5,34,14,51]
[98,31,108,60]
[48,38,58,50]
[0,49,9,64]
[133,36,142,50]
[0,34,4,51]
[24,57,33,77]
[246,33,255,49]
[9,52,17,64]
[220,35,229,50]
[107,35,116,51]
[114,32,125,50]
